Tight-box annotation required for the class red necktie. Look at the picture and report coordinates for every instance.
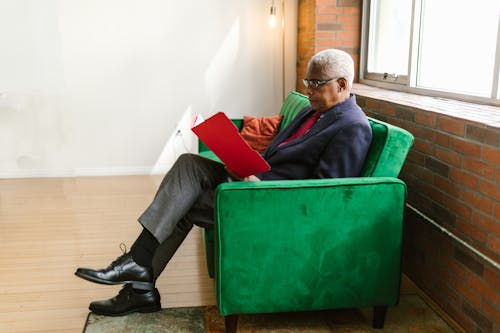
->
[279,111,321,146]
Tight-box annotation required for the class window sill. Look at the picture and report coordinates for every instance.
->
[352,83,500,129]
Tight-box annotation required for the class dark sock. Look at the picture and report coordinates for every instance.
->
[130,228,159,267]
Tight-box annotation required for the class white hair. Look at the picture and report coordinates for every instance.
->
[307,49,355,89]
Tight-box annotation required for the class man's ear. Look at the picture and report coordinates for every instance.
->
[337,77,348,91]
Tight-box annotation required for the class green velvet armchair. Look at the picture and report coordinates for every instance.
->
[198,91,414,333]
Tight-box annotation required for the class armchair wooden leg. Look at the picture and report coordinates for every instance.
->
[373,306,387,329]
[224,314,238,333]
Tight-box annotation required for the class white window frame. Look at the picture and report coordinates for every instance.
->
[360,0,500,107]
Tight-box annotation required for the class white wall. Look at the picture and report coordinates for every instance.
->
[0,0,297,178]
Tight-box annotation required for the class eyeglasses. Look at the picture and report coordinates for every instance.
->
[302,77,341,90]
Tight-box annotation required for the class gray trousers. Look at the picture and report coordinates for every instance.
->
[138,153,228,277]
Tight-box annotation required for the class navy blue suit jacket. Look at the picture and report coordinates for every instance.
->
[256,95,372,180]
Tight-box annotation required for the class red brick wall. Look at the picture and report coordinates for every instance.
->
[297,0,317,92]
[296,0,361,93]
[356,95,500,333]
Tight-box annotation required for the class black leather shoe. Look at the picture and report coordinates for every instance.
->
[75,246,154,289]
[89,284,161,316]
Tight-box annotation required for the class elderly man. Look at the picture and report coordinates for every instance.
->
[75,48,372,316]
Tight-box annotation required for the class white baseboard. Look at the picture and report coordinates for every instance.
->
[0,164,171,179]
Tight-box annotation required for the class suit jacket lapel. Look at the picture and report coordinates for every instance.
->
[284,109,338,147]
[264,107,313,156]
[266,107,339,157]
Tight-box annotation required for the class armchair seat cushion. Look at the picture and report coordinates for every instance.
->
[199,150,221,163]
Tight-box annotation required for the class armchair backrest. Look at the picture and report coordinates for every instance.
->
[360,119,413,177]
[279,91,311,130]
[280,91,414,178]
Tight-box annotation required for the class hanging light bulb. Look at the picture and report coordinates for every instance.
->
[269,0,277,28]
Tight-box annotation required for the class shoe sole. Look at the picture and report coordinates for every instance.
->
[74,271,154,290]
[90,304,162,317]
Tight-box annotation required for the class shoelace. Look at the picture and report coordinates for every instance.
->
[119,243,127,254]
[116,284,134,301]
[107,243,129,268]
[118,285,129,295]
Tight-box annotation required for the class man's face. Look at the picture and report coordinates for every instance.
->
[304,63,346,112]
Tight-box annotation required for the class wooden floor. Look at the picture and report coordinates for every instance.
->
[0,175,215,333]
[0,176,462,333]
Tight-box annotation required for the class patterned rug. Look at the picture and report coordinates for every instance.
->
[83,294,457,332]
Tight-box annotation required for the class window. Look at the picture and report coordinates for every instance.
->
[365,0,412,84]
[361,0,500,106]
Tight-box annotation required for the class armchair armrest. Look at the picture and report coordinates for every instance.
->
[217,176,404,192]
[213,177,407,315]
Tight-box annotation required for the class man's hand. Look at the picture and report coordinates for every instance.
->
[225,166,260,182]
[243,175,261,182]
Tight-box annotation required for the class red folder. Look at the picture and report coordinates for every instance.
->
[191,112,271,178]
